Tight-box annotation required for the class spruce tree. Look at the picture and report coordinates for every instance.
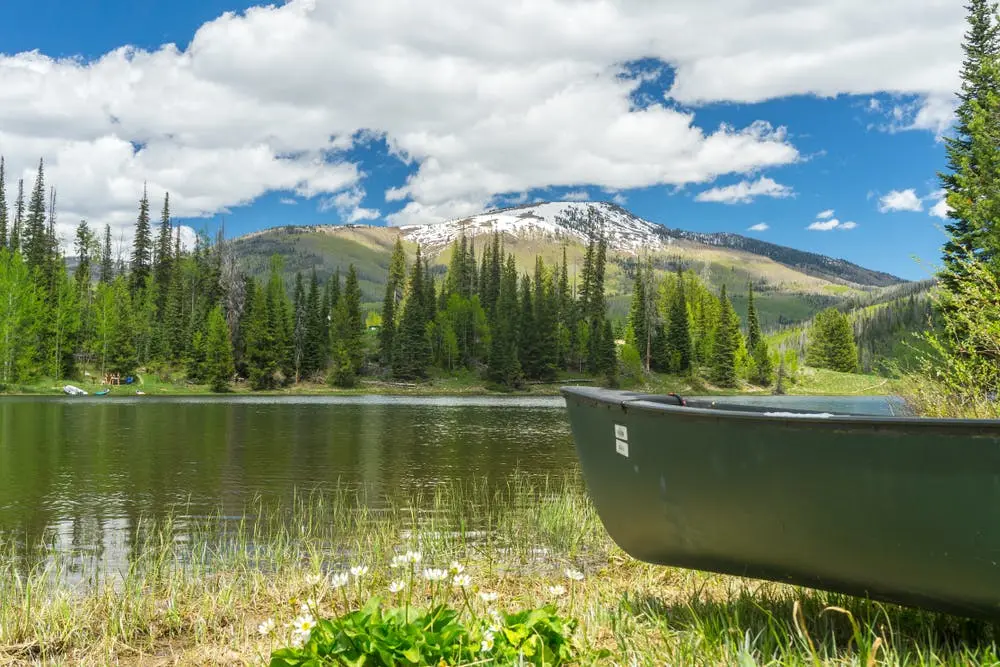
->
[940,0,1000,289]
[338,264,364,373]
[488,254,522,388]
[303,269,324,377]
[746,281,762,350]
[628,262,649,370]
[393,246,432,379]
[131,186,153,291]
[518,273,538,378]
[807,308,859,373]
[0,157,7,249]
[292,272,307,382]
[153,194,172,309]
[666,268,692,373]
[205,305,235,392]
[23,160,47,273]
[602,318,618,388]
[751,338,774,386]
[74,221,93,291]
[100,224,114,283]
[10,179,24,252]
[534,257,558,380]
[379,237,407,364]
[710,285,739,387]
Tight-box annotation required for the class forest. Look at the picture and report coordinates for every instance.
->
[0,157,866,393]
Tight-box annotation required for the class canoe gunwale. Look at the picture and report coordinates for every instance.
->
[561,387,1000,435]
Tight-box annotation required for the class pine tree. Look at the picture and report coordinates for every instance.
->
[533,257,558,380]
[940,0,1000,290]
[628,262,649,371]
[131,185,153,291]
[751,338,774,386]
[242,280,276,389]
[807,308,859,373]
[602,318,618,388]
[46,263,81,379]
[153,194,173,310]
[518,273,538,378]
[746,281,762,350]
[10,179,24,253]
[100,224,114,283]
[0,157,7,249]
[488,254,522,388]
[379,237,407,364]
[23,160,47,273]
[393,247,432,379]
[710,285,739,387]
[292,272,307,383]
[303,269,324,378]
[0,249,42,383]
[666,268,693,373]
[265,255,293,384]
[337,264,364,373]
[205,305,235,392]
[74,221,93,291]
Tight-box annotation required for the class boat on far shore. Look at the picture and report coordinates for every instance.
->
[62,385,87,396]
[561,386,1000,619]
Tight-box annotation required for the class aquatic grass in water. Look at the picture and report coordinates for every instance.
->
[1,474,998,665]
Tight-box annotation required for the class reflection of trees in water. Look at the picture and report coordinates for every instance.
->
[0,399,575,572]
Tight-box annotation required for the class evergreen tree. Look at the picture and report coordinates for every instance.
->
[163,234,186,362]
[751,338,774,386]
[99,224,114,283]
[22,160,47,273]
[204,305,235,392]
[602,318,618,388]
[336,264,364,373]
[710,285,739,387]
[265,255,293,383]
[303,269,324,378]
[10,179,24,253]
[292,272,307,382]
[940,0,1000,289]
[46,263,81,379]
[807,308,859,373]
[746,281,762,350]
[533,257,558,380]
[74,221,94,291]
[131,186,153,291]
[518,273,538,378]
[106,277,136,376]
[379,237,407,364]
[0,157,7,249]
[393,247,432,379]
[153,194,173,309]
[0,249,41,383]
[666,268,693,373]
[488,254,522,388]
[628,262,649,371]
[242,280,277,389]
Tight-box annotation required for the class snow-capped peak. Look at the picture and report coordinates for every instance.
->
[398,201,666,252]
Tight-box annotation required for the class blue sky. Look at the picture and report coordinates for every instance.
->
[0,0,965,280]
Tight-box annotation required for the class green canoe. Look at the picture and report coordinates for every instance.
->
[561,386,1000,619]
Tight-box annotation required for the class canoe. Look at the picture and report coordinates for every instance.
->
[561,386,1000,619]
[94,389,111,396]
[62,385,87,396]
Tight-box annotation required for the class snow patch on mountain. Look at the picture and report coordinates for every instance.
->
[398,201,667,252]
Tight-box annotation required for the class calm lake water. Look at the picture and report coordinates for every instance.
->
[0,393,901,563]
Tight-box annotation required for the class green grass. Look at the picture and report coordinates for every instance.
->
[2,474,996,665]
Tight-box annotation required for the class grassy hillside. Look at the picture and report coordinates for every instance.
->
[230,223,902,330]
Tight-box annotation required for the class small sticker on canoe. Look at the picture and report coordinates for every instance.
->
[615,439,629,457]
[614,424,628,441]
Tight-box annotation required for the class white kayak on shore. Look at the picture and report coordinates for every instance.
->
[62,385,88,396]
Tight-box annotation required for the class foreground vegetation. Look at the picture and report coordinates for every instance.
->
[2,475,997,666]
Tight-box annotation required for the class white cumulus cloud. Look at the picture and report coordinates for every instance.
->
[747,222,770,231]
[817,209,835,219]
[320,186,381,223]
[694,176,794,204]
[878,188,924,213]
[807,218,858,231]
[0,0,970,237]
[927,189,952,218]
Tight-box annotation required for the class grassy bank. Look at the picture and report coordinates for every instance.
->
[1,476,995,665]
[2,366,899,398]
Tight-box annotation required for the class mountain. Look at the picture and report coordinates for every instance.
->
[228,201,909,329]
[401,201,904,288]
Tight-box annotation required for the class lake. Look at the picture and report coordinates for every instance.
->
[0,393,901,565]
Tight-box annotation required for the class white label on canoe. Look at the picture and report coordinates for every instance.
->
[614,424,628,441]
[615,438,629,457]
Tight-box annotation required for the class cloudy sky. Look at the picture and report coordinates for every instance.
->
[0,0,966,278]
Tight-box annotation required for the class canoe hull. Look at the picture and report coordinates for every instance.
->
[561,387,1000,619]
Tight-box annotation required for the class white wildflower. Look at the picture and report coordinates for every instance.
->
[350,565,369,578]
[330,572,350,589]
[548,584,567,598]
[390,554,408,569]
[478,591,498,603]
[389,580,406,593]
[406,550,423,564]
[290,613,315,646]
[450,561,465,574]
[565,568,584,582]
[305,573,323,587]
[423,568,449,582]
[481,630,495,652]
[452,574,472,588]
[257,618,276,636]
